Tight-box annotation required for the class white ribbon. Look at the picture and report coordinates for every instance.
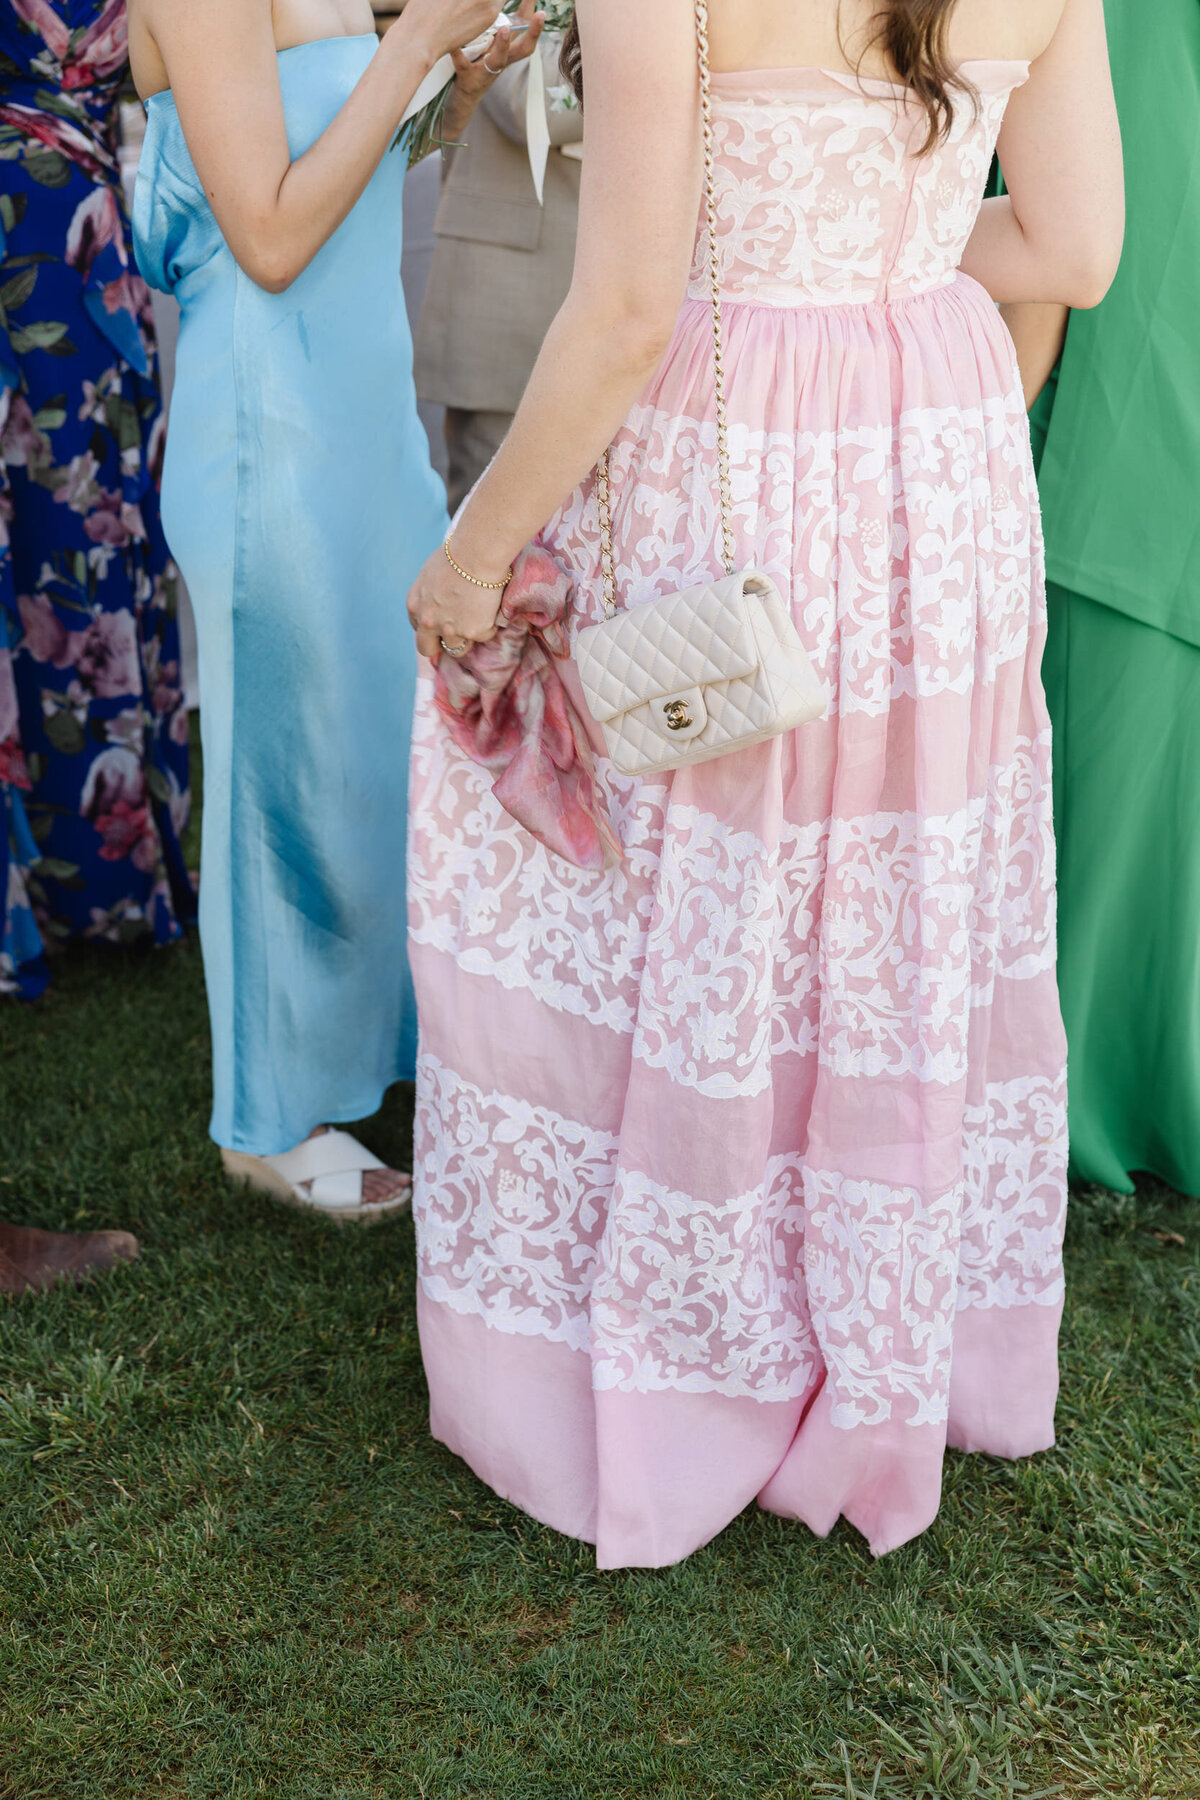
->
[524,41,551,204]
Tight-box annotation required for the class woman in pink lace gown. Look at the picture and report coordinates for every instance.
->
[404,0,1123,1565]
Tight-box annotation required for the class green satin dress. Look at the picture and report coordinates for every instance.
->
[1029,0,1200,1195]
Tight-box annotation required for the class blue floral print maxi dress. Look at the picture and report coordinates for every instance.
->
[0,0,192,999]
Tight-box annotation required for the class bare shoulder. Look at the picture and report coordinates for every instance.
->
[949,0,1071,64]
[706,0,1071,78]
[126,0,170,100]
[126,0,287,101]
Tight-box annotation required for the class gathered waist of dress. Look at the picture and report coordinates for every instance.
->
[685,267,969,315]
[657,273,1021,416]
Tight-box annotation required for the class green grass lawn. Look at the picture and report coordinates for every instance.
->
[1,769,1199,1797]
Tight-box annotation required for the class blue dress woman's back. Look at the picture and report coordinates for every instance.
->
[134,34,446,1153]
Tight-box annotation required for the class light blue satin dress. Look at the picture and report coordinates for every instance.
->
[133,35,446,1154]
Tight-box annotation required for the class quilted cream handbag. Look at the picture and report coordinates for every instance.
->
[572,0,826,780]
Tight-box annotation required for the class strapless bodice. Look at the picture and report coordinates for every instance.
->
[132,34,392,299]
[689,60,1028,309]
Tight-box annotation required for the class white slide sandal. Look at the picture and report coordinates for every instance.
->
[221,1129,411,1224]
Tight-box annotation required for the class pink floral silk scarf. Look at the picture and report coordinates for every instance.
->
[433,545,621,873]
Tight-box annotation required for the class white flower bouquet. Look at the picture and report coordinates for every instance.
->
[395,1,577,165]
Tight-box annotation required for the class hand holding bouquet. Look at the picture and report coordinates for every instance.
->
[396,0,561,165]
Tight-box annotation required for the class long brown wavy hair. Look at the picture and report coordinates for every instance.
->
[560,1,968,153]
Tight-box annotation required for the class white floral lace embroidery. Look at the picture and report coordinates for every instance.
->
[544,395,1037,725]
[819,734,1056,1086]
[802,1070,1066,1429]
[415,1052,818,1399]
[691,84,1011,308]
[415,1051,615,1350]
[409,709,663,1036]
[415,1056,1066,1412]
[803,1169,961,1429]
[412,733,1055,1101]
[958,1073,1068,1311]
[631,806,821,1100]
[591,1159,818,1397]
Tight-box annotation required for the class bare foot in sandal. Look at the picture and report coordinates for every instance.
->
[307,1127,411,1210]
[221,1127,412,1223]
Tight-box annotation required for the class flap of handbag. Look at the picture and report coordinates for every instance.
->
[573,572,763,725]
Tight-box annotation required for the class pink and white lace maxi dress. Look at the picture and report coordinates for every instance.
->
[408,61,1068,1566]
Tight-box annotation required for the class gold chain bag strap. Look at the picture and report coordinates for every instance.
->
[572,0,826,780]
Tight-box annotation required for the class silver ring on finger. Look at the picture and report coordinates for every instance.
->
[482,56,502,73]
[440,637,471,658]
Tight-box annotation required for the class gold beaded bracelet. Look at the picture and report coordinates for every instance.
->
[443,538,513,591]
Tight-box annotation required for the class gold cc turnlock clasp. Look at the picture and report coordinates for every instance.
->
[663,698,694,732]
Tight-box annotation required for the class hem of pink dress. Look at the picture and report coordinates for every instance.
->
[418,1288,1063,1569]
[757,1302,1063,1556]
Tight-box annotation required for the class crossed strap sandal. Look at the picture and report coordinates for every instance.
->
[221,1130,411,1224]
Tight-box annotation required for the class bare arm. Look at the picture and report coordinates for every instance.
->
[960,0,1123,308]
[439,7,548,148]
[407,0,701,656]
[136,0,540,294]
[1000,302,1070,407]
